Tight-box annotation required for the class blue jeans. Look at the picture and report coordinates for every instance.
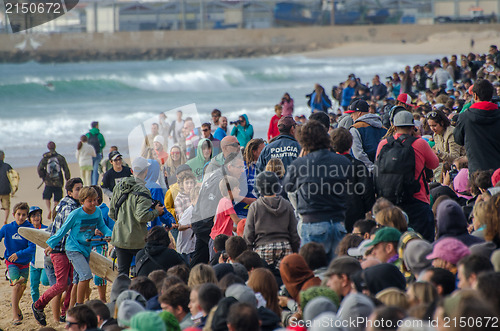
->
[91,153,102,185]
[301,220,347,262]
[30,266,49,302]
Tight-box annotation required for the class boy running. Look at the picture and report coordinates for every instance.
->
[0,202,35,325]
[45,187,112,306]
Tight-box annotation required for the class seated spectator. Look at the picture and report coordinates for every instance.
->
[86,299,117,329]
[435,200,484,246]
[159,283,193,329]
[65,305,100,331]
[188,264,217,288]
[420,267,456,297]
[457,254,494,289]
[135,226,186,277]
[299,242,329,280]
[374,206,408,233]
[279,254,321,303]
[352,219,377,240]
[247,268,281,317]
[129,276,157,301]
[426,237,471,275]
[227,302,261,331]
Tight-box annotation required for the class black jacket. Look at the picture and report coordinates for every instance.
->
[135,241,186,277]
[454,101,500,173]
[342,154,375,232]
[0,160,12,195]
[255,134,301,175]
[283,149,352,223]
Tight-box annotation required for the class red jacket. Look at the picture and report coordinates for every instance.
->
[267,115,282,141]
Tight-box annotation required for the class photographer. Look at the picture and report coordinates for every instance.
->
[109,157,166,276]
[230,114,254,148]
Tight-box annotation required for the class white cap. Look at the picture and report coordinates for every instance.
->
[131,157,150,174]
[347,239,373,257]
[153,135,164,146]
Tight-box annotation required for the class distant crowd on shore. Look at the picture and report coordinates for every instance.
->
[1,45,500,331]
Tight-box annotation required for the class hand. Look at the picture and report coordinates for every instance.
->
[44,246,53,256]
[278,296,290,308]
[155,204,165,216]
[443,171,451,187]
[95,229,103,237]
[8,253,18,262]
[170,223,179,229]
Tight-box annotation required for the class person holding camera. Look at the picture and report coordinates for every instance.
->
[109,157,166,276]
[230,114,254,148]
[427,108,463,183]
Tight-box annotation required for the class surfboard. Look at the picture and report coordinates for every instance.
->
[18,227,118,282]
[7,169,20,196]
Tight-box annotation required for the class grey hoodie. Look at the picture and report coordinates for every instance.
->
[349,113,386,172]
[243,196,300,252]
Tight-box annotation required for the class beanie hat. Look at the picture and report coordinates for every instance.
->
[129,311,166,331]
[158,310,181,331]
[225,284,257,307]
[310,312,343,331]
[107,274,131,312]
[299,286,340,311]
[303,297,337,323]
[115,290,147,317]
[153,135,165,146]
[231,263,249,282]
[117,300,145,327]
[255,171,280,196]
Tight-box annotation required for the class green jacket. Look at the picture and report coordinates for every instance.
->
[86,128,106,154]
[109,176,159,249]
[186,138,213,181]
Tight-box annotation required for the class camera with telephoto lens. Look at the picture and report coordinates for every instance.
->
[230,120,241,125]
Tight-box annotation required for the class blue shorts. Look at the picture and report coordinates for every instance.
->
[66,251,92,283]
[8,264,29,285]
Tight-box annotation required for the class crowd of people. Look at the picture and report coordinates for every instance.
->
[1,45,500,331]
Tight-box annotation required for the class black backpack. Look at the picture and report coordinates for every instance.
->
[88,133,100,154]
[374,135,424,205]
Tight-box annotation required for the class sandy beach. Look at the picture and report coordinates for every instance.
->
[1,28,500,330]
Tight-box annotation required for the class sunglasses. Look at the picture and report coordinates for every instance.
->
[202,129,210,132]
[426,111,438,119]
[66,321,79,328]
[171,151,181,155]
[113,158,122,162]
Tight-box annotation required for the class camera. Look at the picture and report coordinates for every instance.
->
[230,120,241,125]
[151,199,163,209]
[449,165,459,182]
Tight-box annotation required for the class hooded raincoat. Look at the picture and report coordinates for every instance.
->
[231,114,254,148]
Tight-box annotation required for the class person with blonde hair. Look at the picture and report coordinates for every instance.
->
[187,264,217,288]
[75,135,96,186]
[375,287,409,310]
[375,206,408,233]
[406,281,438,308]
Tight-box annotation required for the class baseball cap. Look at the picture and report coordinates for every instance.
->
[366,227,402,247]
[175,164,192,176]
[324,256,362,277]
[491,168,500,186]
[131,157,150,174]
[397,93,414,107]
[109,150,122,161]
[393,110,415,127]
[345,99,369,114]
[28,206,42,217]
[278,116,296,128]
[426,237,470,265]
[347,239,373,257]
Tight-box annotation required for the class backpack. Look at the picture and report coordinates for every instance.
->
[46,156,61,180]
[88,133,100,154]
[111,190,152,220]
[374,135,423,205]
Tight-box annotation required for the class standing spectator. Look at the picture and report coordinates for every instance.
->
[109,157,166,276]
[256,116,300,176]
[371,75,387,103]
[346,100,387,172]
[163,145,187,186]
[231,114,254,148]
[214,116,229,141]
[211,109,222,132]
[186,139,213,181]
[341,79,357,110]
[280,92,294,116]
[309,84,332,113]
[75,135,96,186]
[489,45,500,67]
[153,136,168,166]
[169,110,185,145]
[454,79,500,173]
[284,120,352,260]
[267,105,283,141]
[86,121,106,186]
[375,111,439,242]
[413,65,428,92]
[158,113,170,150]
[100,151,132,199]
[0,150,13,225]
[37,141,71,220]
[330,128,375,233]
[141,123,160,160]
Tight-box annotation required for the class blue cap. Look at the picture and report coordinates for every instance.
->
[29,206,42,216]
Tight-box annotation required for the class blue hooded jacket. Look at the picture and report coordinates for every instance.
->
[0,220,35,265]
[231,114,254,148]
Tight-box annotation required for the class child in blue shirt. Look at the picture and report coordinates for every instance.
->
[45,187,112,305]
[27,206,49,303]
[0,202,35,325]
